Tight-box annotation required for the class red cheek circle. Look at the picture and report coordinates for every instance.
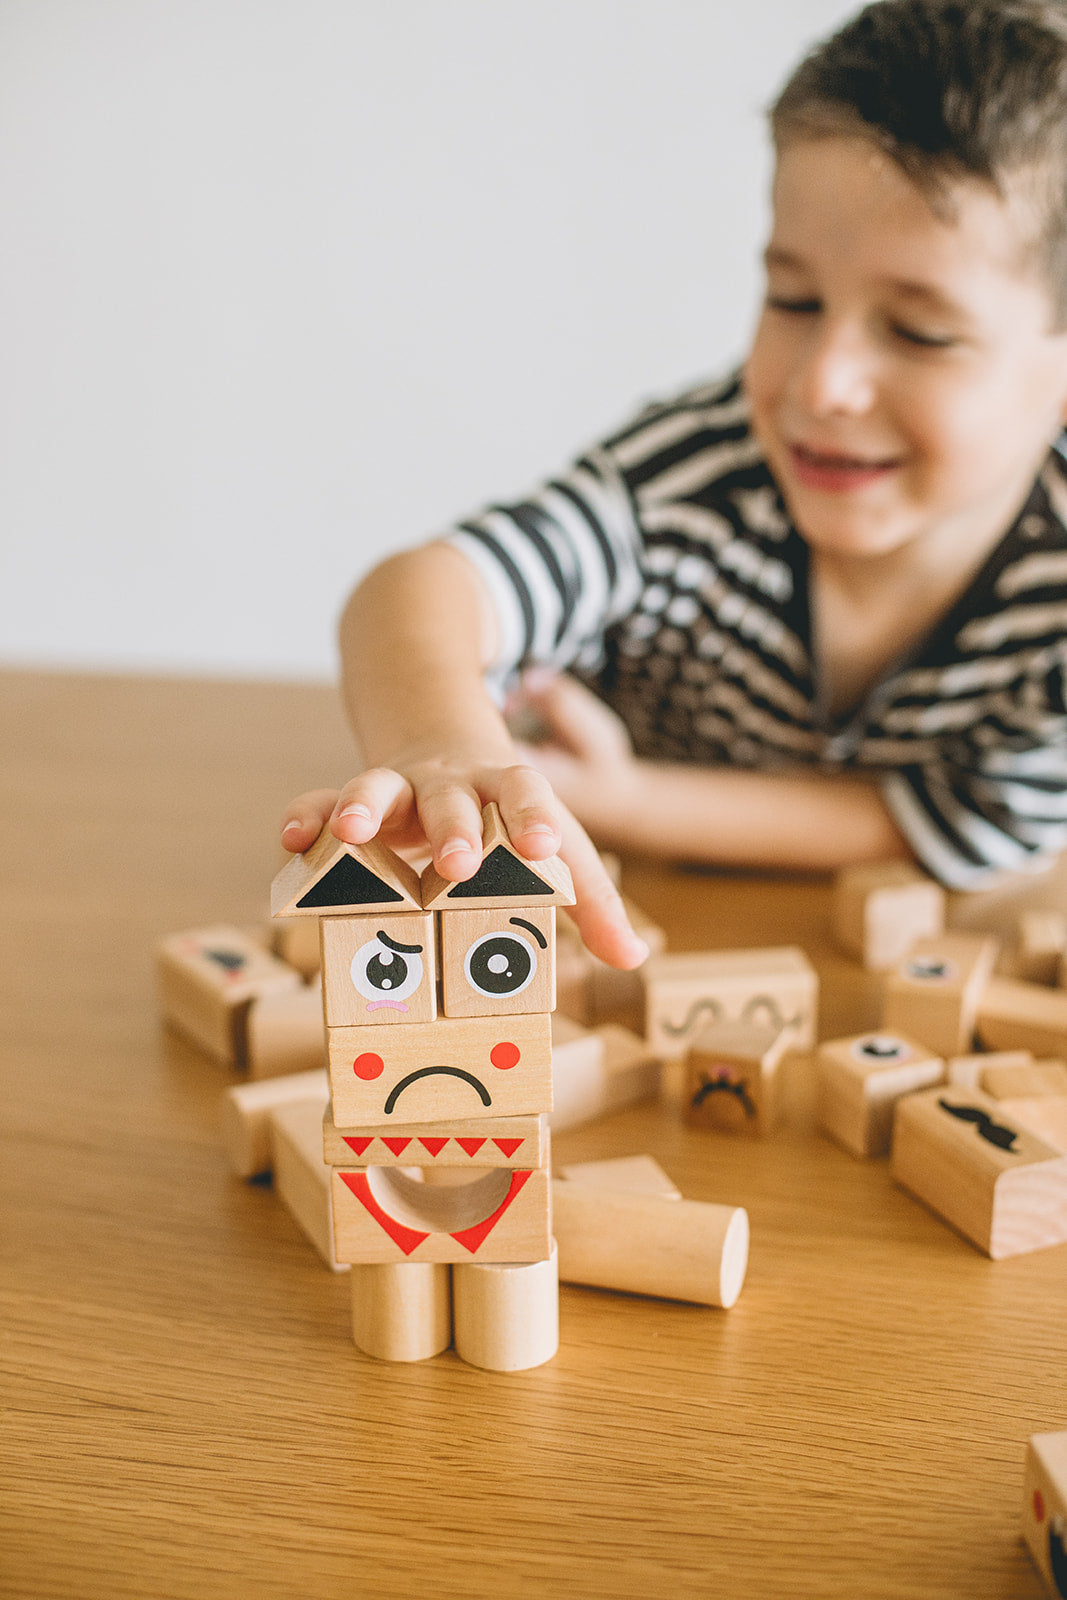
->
[353,1052,385,1080]
[490,1041,520,1071]
[1034,1489,1046,1524]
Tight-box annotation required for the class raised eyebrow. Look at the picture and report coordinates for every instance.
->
[509,916,547,949]
[377,931,424,954]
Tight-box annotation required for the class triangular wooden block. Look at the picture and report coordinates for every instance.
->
[271,824,421,918]
[420,803,575,910]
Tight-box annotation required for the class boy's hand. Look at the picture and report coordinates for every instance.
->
[280,760,649,971]
[511,672,642,834]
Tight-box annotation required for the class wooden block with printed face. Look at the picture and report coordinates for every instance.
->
[319,912,436,1027]
[438,906,555,1019]
[643,947,817,1060]
[686,1021,790,1137]
[1023,1430,1067,1598]
[831,861,945,971]
[882,933,998,1058]
[331,1162,551,1266]
[977,977,1067,1059]
[327,1012,552,1126]
[157,925,302,1065]
[420,802,575,912]
[323,1107,548,1170]
[891,1084,1067,1258]
[817,1032,944,1159]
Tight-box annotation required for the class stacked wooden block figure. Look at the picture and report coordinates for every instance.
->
[270,804,571,1371]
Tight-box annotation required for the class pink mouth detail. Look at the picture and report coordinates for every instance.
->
[366,999,409,1012]
[790,443,898,493]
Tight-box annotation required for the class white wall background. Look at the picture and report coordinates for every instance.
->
[0,0,855,681]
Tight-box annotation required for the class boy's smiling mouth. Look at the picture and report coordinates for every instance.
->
[789,442,901,492]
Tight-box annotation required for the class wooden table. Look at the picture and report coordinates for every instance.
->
[2,670,1063,1600]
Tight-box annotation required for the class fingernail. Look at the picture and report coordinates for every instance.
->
[523,823,558,839]
[281,819,302,837]
[338,804,373,821]
[438,837,476,860]
[629,937,651,964]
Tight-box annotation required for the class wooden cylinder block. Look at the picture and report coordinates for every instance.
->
[551,1180,749,1308]
[349,1262,452,1362]
[452,1242,559,1372]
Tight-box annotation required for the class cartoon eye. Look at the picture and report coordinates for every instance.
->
[350,931,425,1004]
[852,1035,908,1063]
[464,924,540,999]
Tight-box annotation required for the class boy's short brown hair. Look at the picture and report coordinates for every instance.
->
[771,0,1067,321]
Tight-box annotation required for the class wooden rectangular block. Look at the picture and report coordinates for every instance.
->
[945,1050,1032,1089]
[891,1085,1067,1258]
[157,925,301,1066]
[554,929,597,1025]
[1022,1430,1067,1597]
[331,1162,551,1265]
[643,946,817,1060]
[323,1107,547,1169]
[686,1021,790,1137]
[319,911,436,1027]
[981,1061,1067,1100]
[586,897,667,1025]
[246,982,326,1081]
[977,977,1067,1058]
[1016,910,1067,985]
[831,861,945,971]
[438,906,555,1018]
[818,1032,943,1159]
[558,1154,681,1199]
[270,916,321,981]
[269,1098,347,1271]
[882,933,998,1057]
[221,1067,329,1178]
[327,1012,552,1126]
[549,1019,660,1133]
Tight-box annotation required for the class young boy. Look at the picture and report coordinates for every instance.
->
[283,0,1067,970]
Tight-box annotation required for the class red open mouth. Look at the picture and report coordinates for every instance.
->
[790,443,898,492]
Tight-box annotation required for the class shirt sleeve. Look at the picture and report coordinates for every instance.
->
[442,441,647,695]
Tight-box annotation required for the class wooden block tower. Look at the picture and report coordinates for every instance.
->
[271,803,573,1370]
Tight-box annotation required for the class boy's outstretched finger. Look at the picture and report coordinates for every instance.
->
[496,763,563,860]
[555,808,649,971]
[332,768,415,844]
[280,789,340,853]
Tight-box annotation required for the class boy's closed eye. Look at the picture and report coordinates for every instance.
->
[763,292,960,351]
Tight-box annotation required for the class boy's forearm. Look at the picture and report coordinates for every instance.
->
[339,543,513,767]
[585,759,913,872]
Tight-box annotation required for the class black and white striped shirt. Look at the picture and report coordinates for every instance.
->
[445,371,1067,888]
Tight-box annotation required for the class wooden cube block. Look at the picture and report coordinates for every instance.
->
[549,1019,660,1133]
[891,1085,1067,1258]
[1023,1430,1067,1598]
[882,933,998,1057]
[452,1242,559,1372]
[643,946,817,1060]
[685,1021,790,1137]
[438,906,555,1018]
[817,1032,943,1159]
[319,912,436,1027]
[246,982,326,1081]
[323,1107,547,1170]
[157,925,301,1066]
[271,824,421,918]
[978,977,1067,1058]
[221,1067,329,1178]
[1016,911,1067,985]
[331,1162,551,1265]
[831,861,945,971]
[268,1098,347,1271]
[269,916,321,981]
[558,1154,681,1199]
[327,1012,552,1126]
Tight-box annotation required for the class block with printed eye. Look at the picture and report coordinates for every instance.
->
[319,912,436,1027]
[439,907,555,1018]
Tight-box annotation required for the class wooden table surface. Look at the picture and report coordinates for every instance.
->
[2,669,1064,1600]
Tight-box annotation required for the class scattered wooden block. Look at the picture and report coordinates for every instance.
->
[891,1085,1067,1258]
[268,1098,347,1271]
[349,1262,452,1362]
[245,982,326,1081]
[643,946,817,1060]
[327,1011,553,1126]
[945,1050,1033,1089]
[685,1021,790,1137]
[558,1154,681,1200]
[319,911,437,1027]
[322,1108,547,1170]
[549,1019,660,1133]
[994,1096,1067,1154]
[977,977,1067,1058]
[882,933,998,1057]
[1022,1430,1067,1598]
[452,1241,559,1372]
[831,861,945,971]
[438,906,555,1018]
[817,1032,943,1159]
[981,1061,1067,1101]
[551,1179,748,1307]
[157,925,301,1066]
[331,1162,552,1266]
[221,1068,329,1178]
[554,929,597,1025]
[420,802,575,911]
[1016,911,1067,985]
[586,897,667,1024]
[270,915,321,981]
[270,824,421,918]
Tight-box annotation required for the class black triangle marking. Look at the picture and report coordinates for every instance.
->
[445,844,553,900]
[296,853,404,910]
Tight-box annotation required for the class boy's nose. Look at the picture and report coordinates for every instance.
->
[793,322,877,418]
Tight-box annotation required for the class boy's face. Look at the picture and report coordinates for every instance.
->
[745,137,1067,564]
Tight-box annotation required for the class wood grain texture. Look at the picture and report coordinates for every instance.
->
[2,670,1064,1600]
